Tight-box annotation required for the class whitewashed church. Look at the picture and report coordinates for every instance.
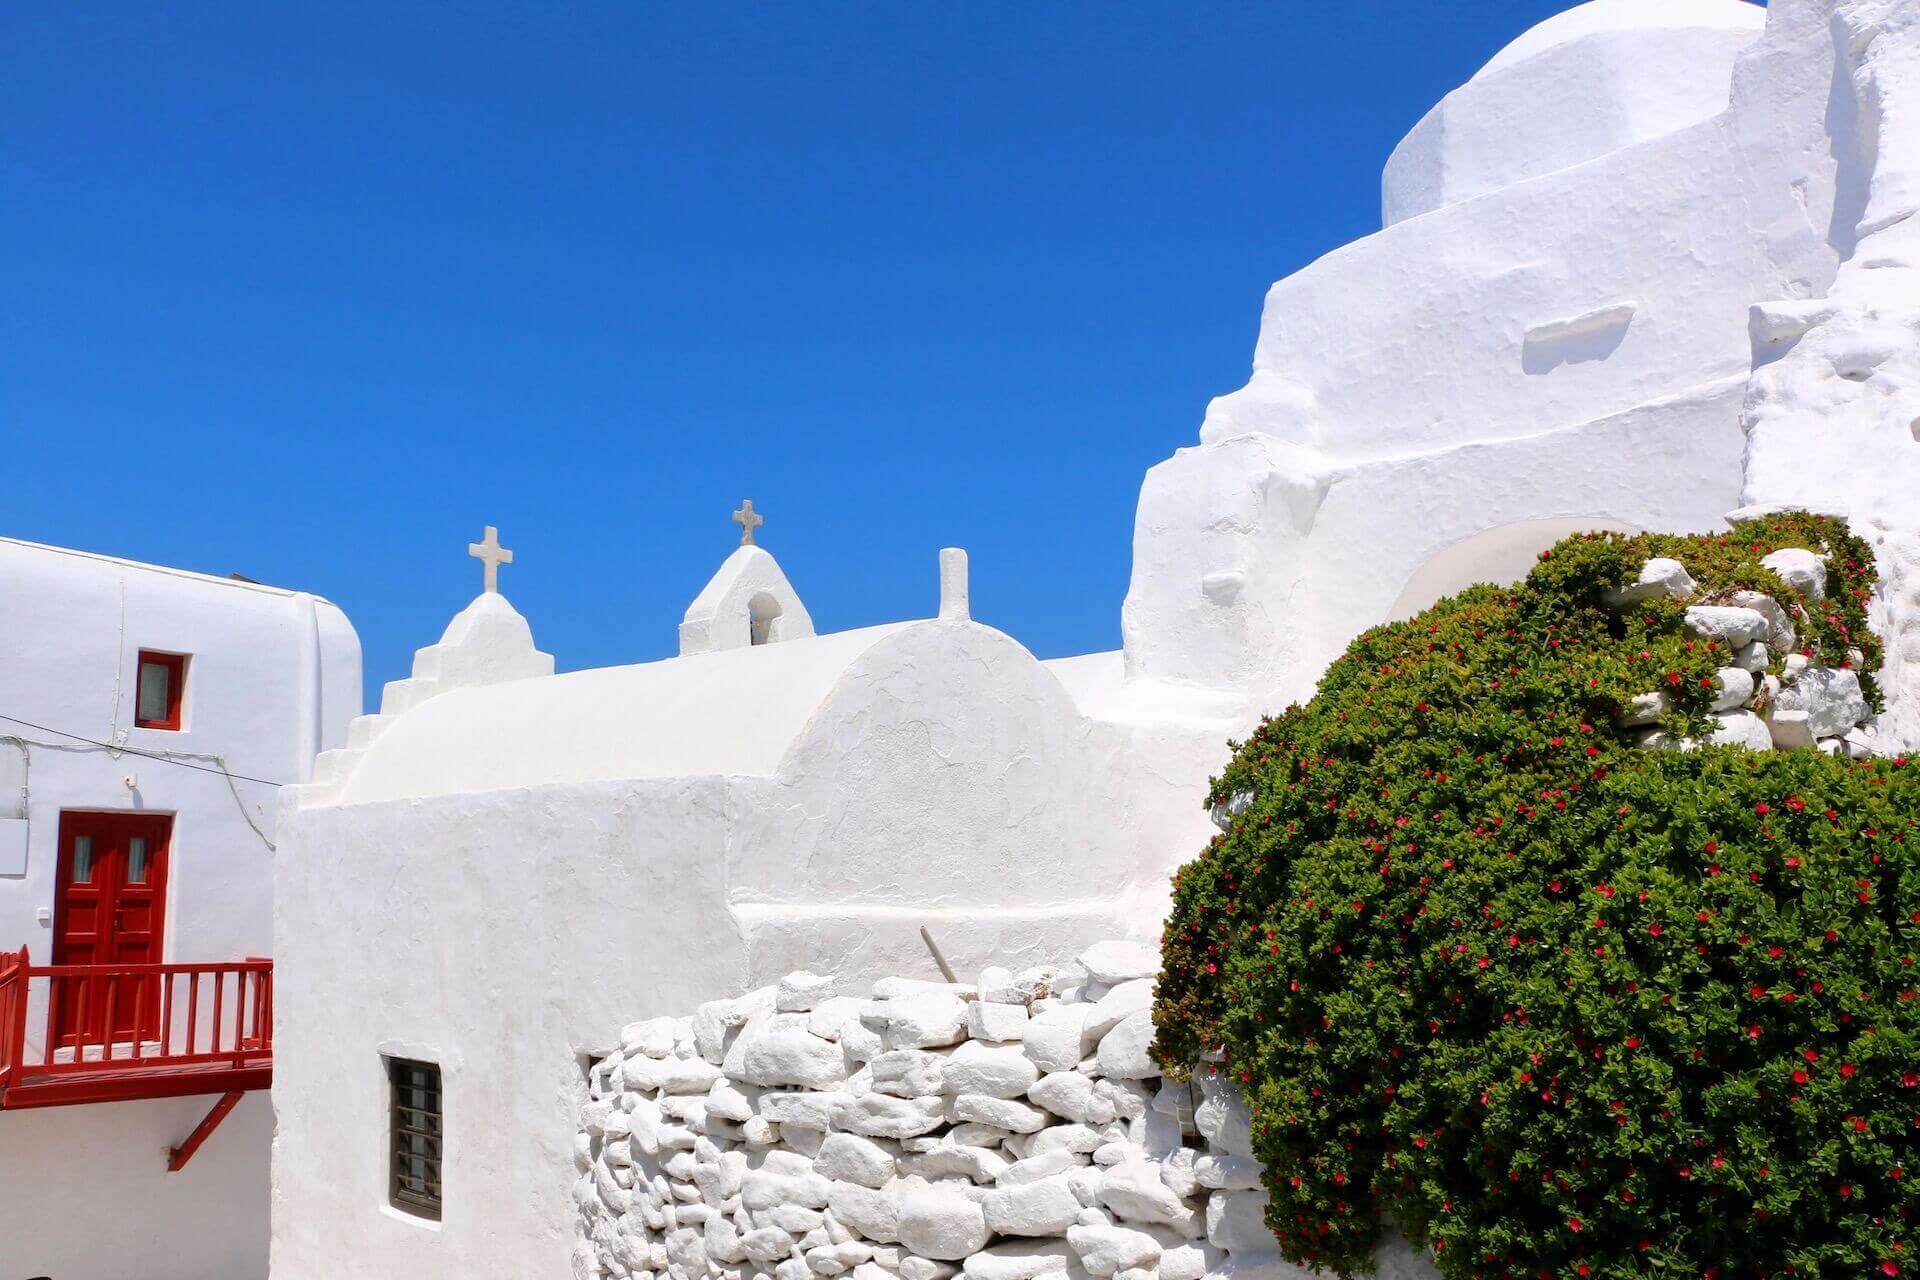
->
[249,0,1919,1277]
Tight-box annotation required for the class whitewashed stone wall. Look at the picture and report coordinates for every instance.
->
[572,944,1438,1280]
[1604,549,1881,755]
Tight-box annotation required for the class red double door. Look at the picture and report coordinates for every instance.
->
[52,811,172,1049]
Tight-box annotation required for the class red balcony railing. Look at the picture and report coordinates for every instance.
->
[0,947,271,1109]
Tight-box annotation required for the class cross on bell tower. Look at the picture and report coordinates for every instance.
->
[467,524,514,594]
[732,499,765,547]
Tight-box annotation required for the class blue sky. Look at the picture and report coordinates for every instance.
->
[6,1,1588,699]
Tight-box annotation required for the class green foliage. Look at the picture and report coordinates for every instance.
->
[1152,516,1918,1280]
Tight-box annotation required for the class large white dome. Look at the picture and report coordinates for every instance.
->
[1383,0,1768,226]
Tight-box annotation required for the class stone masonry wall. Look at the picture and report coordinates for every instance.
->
[572,943,1439,1280]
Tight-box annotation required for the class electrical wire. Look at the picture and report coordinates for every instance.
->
[0,714,285,787]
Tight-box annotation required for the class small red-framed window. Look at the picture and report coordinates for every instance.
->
[135,651,188,730]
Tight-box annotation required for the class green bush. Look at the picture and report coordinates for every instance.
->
[1152,515,1918,1280]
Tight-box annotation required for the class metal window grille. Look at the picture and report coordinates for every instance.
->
[388,1057,443,1219]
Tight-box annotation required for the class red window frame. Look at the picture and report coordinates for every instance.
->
[135,651,188,731]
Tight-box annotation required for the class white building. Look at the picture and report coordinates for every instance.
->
[270,1,1920,1277]
[0,536,359,1280]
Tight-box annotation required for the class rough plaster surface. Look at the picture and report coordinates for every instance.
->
[1386,0,1766,225]
[1741,0,1920,747]
[1123,0,1851,717]
[0,535,359,1277]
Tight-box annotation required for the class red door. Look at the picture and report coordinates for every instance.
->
[52,812,171,1049]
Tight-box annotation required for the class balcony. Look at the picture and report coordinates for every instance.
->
[0,948,271,1111]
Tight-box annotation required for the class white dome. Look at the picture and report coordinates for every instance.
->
[1473,0,1766,82]
[1383,0,1768,226]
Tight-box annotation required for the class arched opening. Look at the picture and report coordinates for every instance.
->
[747,592,784,646]
[1386,517,1644,621]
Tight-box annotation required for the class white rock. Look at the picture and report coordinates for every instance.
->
[657,1057,723,1095]
[968,1000,1030,1042]
[1728,591,1798,654]
[622,1017,680,1058]
[1066,1224,1163,1277]
[997,1148,1085,1186]
[1010,967,1062,1002]
[984,1176,1083,1237]
[1711,667,1756,711]
[1099,1161,1195,1229]
[897,1260,957,1280]
[978,966,1021,1004]
[870,1050,947,1098]
[1095,1012,1157,1079]
[759,1092,840,1131]
[1683,606,1771,646]
[901,1145,1008,1184]
[743,1168,833,1214]
[743,1227,796,1265]
[708,1079,759,1122]
[1762,549,1827,600]
[815,1133,896,1189]
[950,1093,1051,1133]
[944,1042,1041,1098]
[826,1181,900,1244]
[733,1028,848,1090]
[963,1242,1078,1280]
[1023,1124,1106,1158]
[768,1203,826,1233]
[1194,1077,1253,1157]
[1205,1190,1272,1254]
[884,994,971,1049]
[871,978,976,1001]
[779,972,840,1013]
[897,1183,992,1261]
[1024,1005,1096,1073]
[831,1092,946,1139]
[808,996,869,1043]
[1084,981,1154,1041]
[1079,941,1160,986]
[1157,1241,1222,1280]
[697,989,774,1064]
[1096,1079,1150,1122]
[1775,666,1869,738]
[1617,691,1672,727]
[1709,709,1777,751]
[1604,557,1695,607]
[839,1020,885,1064]
[1028,1071,1097,1122]
[1732,641,1770,673]
[946,1122,1017,1148]
[1194,1155,1264,1191]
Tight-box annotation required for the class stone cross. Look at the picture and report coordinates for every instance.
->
[732,500,765,547]
[468,525,514,594]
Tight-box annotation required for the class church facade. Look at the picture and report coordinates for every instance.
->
[269,1,1920,1277]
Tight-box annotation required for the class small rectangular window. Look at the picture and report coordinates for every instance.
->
[72,835,93,884]
[387,1057,443,1220]
[135,652,187,731]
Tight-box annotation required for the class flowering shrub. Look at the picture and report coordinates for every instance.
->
[1153,516,1918,1279]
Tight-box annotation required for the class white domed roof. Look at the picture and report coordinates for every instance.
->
[1473,0,1765,82]
[1383,0,1768,226]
